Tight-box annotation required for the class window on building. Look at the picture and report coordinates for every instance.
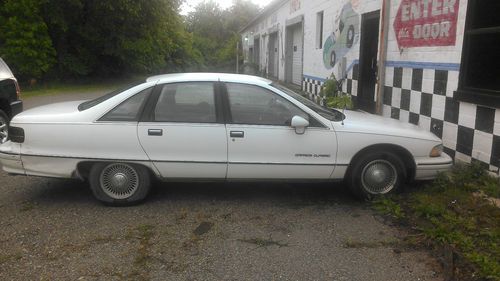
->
[457,0,500,107]
[316,11,324,49]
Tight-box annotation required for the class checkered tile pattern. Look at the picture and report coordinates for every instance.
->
[302,77,324,101]
[383,67,500,173]
[303,64,360,102]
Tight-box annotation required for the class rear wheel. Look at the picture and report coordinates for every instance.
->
[0,110,9,144]
[89,162,151,206]
[348,151,405,200]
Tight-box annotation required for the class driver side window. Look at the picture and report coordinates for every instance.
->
[226,83,308,126]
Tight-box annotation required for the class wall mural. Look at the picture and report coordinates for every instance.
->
[323,1,360,69]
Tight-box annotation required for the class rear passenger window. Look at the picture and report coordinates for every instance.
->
[100,87,152,121]
[154,82,216,123]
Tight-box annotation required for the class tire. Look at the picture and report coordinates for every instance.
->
[89,162,151,206]
[0,110,9,144]
[348,151,405,200]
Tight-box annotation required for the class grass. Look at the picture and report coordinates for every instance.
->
[374,162,500,281]
[21,77,144,98]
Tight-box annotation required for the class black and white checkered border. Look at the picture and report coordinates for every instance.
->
[382,67,499,173]
[303,64,360,101]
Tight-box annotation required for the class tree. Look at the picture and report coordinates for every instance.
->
[186,0,260,72]
[0,0,56,79]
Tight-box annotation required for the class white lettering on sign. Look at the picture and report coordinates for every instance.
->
[412,21,452,39]
[401,0,456,21]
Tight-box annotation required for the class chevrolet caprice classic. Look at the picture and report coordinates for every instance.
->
[0,73,452,205]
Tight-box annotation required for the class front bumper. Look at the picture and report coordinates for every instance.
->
[414,153,453,180]
[10,100,23,118]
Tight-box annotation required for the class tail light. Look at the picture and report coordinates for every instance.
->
[14,80,21,99]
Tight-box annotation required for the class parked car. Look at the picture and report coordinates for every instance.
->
[0,73,452,205]
[0,58,23,144]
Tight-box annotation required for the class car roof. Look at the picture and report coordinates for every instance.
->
[0,58,14,80]
[146,73,273,85]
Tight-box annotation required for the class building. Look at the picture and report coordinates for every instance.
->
[240,0,499,173]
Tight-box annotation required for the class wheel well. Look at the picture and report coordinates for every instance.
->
[0,99,11,119]
[346,144,416,182]
[76,161,157,181]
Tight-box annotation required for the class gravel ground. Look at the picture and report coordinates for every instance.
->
[0,91,444,281]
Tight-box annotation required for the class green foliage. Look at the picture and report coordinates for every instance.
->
[374,163,500,280]
[0,0,56,79]
[0,0,260,82]
[187,0,260,72]
[320,74,353,109]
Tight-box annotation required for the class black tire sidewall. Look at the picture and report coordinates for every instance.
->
[89,162,151,206]
[0,110,9,143]
[349,152,405,200]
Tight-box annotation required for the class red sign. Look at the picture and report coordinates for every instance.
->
[394,0,459,49]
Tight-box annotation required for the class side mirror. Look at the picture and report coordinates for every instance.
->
[291,115,309,135]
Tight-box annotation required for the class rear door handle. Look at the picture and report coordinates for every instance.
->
[230,131,244,138]
[148,129,163,136]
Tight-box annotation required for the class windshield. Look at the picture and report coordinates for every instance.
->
[78,82,143,111]
[272,83,345,122]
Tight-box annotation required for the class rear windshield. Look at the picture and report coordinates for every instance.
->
[78,82,143,111]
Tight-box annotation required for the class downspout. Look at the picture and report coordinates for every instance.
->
[376,0,391,115]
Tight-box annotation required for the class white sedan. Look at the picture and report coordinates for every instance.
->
[0,73,452,205]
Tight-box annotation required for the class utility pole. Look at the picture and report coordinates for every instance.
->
[236,41,240,74]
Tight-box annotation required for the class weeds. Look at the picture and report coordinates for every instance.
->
[373,162,500,280]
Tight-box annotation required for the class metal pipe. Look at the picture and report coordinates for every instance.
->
[376,0,391,115]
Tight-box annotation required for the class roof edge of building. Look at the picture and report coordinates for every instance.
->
[239,0,289,34]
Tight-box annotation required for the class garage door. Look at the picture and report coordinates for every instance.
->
[268,33,279,78]
[291,24,303,85]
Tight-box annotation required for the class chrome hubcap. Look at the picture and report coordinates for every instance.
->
[0,117,8,144]
[100,163,139,200]
[361,159,397,194]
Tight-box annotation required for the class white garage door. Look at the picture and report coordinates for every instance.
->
[291,24,303,85]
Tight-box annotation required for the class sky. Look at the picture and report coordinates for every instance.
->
[180,0,272,15]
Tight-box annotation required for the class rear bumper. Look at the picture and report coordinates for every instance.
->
[414,153,453,180]
[10,100,23,117]
[0,141,24,175]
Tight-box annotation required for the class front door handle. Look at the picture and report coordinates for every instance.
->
[148,129,163,136]
[230,131,244,138]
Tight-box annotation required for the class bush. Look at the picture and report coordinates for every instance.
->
[320,74,353,109]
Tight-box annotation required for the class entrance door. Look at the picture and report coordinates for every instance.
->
[358,11,380,113]
[285,23,303,86]
[268,32,279,78]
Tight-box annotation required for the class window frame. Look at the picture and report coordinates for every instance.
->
[316,11,324,49]
[140,81,224,124]
[221,82,325,128]
[455,0,500,108]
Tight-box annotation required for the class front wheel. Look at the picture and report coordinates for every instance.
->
[348,152,405,200]
[89,162,151,206]
[0,110,9,144]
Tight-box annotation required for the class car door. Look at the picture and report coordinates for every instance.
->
[224,82,337,179]
[137,82,227,179]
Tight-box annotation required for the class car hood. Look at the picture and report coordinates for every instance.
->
[12,100,85,123]
[337,110,441,142]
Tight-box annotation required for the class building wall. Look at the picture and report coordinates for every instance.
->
[242,0,499,172]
